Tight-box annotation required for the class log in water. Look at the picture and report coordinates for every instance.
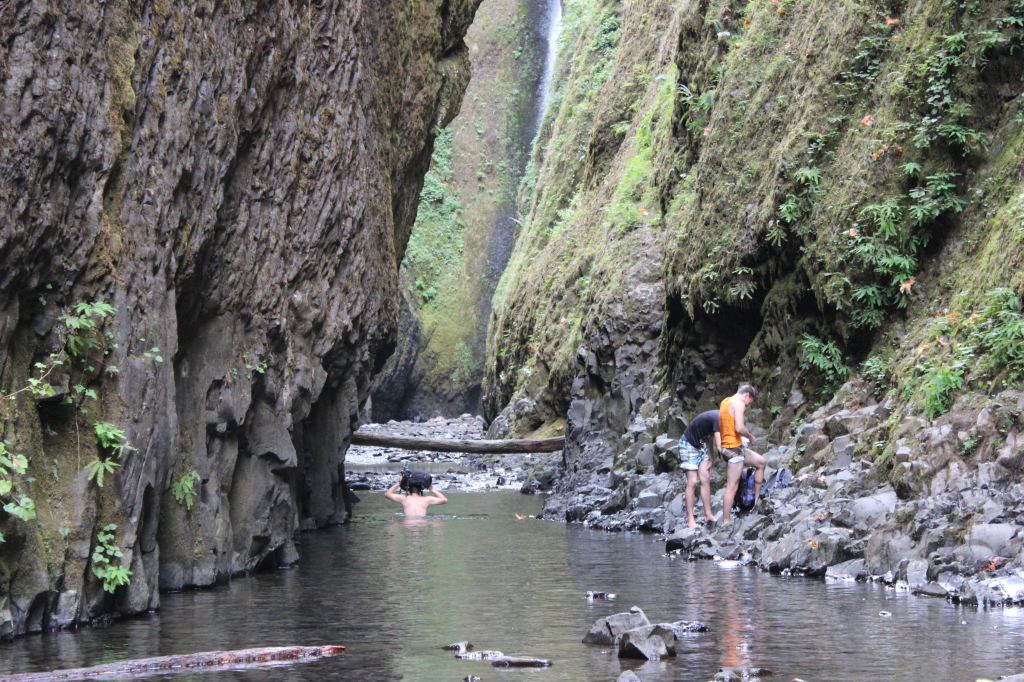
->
[350,432,564,453]
[0,645,345,681]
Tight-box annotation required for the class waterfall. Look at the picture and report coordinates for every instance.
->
[534,0,563,139]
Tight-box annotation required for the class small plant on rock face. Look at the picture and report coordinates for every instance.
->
[799,334,850,390]
[967,288,1024,381]
[0,441,36,543]
[172,470,201,510]
[91,524,131,593]
[920,362,964,420]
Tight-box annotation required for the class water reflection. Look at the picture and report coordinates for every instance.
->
[2,492,1024,682]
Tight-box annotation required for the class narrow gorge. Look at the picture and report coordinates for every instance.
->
[2,0,1024,675]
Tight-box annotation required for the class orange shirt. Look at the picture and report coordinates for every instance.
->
[719,396,742,449]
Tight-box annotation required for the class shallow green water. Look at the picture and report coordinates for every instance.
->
[3,491,1024,681]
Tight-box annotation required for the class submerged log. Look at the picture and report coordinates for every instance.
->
[1,645,345,682]
[350,432,564,453]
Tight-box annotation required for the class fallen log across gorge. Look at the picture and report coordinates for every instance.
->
[0,645,345,682]
[350,431,564,453]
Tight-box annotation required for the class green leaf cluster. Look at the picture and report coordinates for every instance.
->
[171,470,201,510]
[91,524,132,593]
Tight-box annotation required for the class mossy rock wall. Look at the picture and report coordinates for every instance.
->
[485,0,1024,482]
[0,0,480,638]
[370,0,557,420]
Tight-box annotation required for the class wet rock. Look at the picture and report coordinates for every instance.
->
[464,677,481,682]
[456,650,505,660]
[906,560,929,589]
[443,641,473,652]
[583,607,651,645]
[713,667,774,680]
[617,672,643,682]
[615,624,677,660]
[826,559,867,581]
[491,656,553,667]
[913,582,949,598]
[587,591,618,600]
[665,620,709,635]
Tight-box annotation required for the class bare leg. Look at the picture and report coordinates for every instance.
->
[721,460,744,524]
[745,449,766,504]
[685,470,699,527]
[698,458,715,523]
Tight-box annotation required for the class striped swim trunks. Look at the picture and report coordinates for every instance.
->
[679,440,708,470]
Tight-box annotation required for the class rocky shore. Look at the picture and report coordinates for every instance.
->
[533,382,1024,607]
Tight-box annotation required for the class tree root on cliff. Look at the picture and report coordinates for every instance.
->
[0,645,345,681]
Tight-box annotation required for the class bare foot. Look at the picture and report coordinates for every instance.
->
[687,519,698,528]
[704,516,716,524]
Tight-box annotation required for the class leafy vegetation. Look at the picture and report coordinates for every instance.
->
[172,470,201,510]
[91,524,131,593]
[799,334,850,392]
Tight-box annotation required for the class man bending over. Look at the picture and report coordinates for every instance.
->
[719,384,766,524]
[679,410,720,527]
[384,477,448,517]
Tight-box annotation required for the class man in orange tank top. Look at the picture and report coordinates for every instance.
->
[719,384,765,524]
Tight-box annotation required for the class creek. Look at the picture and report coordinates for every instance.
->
[2,491,1024,681]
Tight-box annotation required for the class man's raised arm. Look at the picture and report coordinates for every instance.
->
[427,485,448,505]
[384,481,404,502]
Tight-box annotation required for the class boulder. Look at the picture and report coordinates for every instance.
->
[826,559,867,581]
[583,607,651,645]
[615,624,677,660]
[906,560,929,590]
[912,582,949,598]
[965,523,1017,553]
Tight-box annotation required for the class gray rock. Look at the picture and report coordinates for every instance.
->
[616,624,677,660]
[966,523,1017,553]
[583,607,651,645]
[913,582,949,598]
[713,668,775,681]
[617,672,643,682]
[906,560,929,590]
[491,656,553,667]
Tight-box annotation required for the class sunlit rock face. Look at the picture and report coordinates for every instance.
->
[0,0,479,638]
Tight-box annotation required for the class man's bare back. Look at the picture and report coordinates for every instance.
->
[384,480,448,517]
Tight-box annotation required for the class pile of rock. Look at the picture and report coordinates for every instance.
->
[344,465,528,493]
[541,383,1024,607]
[582,606,707,661]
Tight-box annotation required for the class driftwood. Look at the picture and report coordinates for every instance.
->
[350,432,564,453]
[0,645,345,682]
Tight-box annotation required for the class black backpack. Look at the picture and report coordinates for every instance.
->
[400,469,432,492]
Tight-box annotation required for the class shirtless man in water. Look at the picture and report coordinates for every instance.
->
[384,478,448,517]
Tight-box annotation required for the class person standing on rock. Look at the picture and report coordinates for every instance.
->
[384,477,448,517]
[719,384,766,524]
[679,410,721,527]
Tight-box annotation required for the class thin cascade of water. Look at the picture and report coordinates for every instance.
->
[534,0,562,139]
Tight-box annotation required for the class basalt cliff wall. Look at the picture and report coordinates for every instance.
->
[487,0,1024,601]
[0,0,479,638]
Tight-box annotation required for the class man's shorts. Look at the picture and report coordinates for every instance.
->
[722,446,746,464]
[679,440,708,470]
